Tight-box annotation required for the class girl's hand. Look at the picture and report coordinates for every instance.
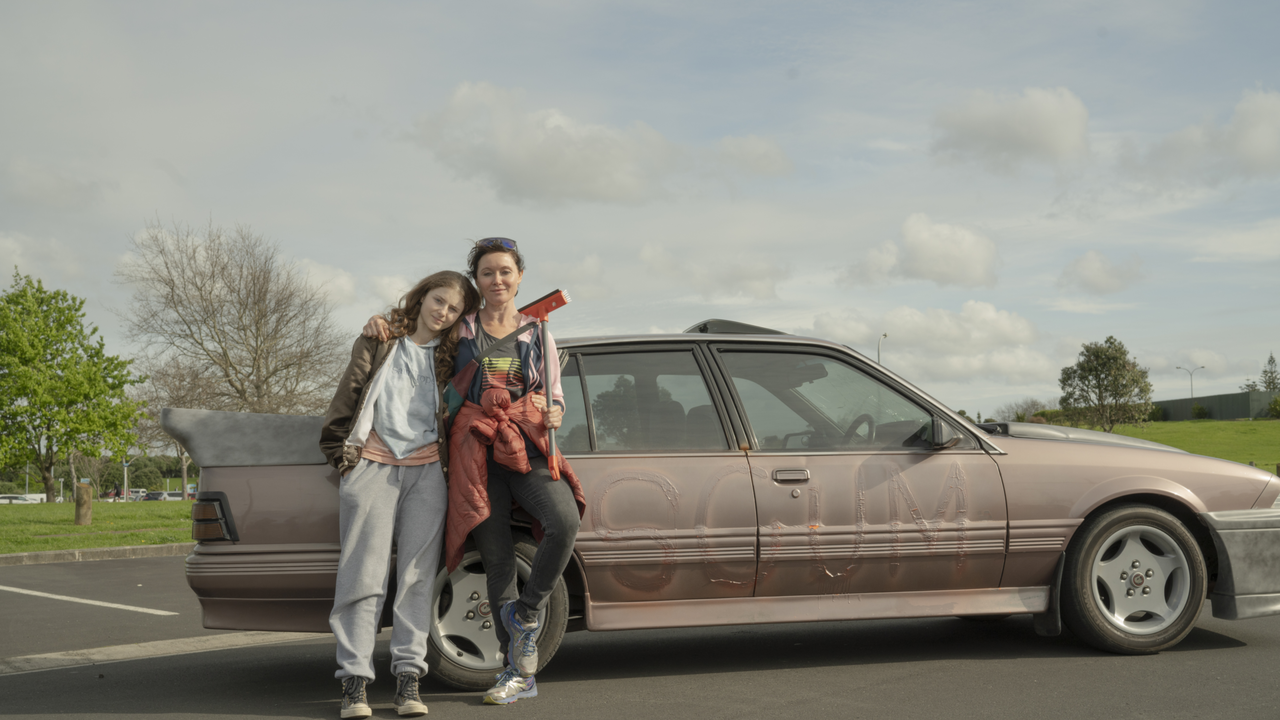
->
[362,315,390,341]
[530,394,563,429]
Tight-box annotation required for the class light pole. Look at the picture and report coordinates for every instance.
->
[123,457,130,502]
[1176,365,1204,399]
[877,333,888,364]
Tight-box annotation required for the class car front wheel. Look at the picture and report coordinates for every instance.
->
[426,534,569,690]
[1061,504,1206,654]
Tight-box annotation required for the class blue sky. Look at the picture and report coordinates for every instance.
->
[2,0,1278,417]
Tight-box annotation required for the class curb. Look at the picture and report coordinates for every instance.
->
[0,543,196,567]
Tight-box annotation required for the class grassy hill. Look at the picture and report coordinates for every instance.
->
[1111,419,1280,472]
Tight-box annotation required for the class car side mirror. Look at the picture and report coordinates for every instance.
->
[932,416,961,451]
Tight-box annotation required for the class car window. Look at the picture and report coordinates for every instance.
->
[558,355,592,454]
[578,351,728,452]
[720,351,933,452]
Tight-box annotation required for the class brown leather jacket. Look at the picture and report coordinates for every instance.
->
[319,335,450,474]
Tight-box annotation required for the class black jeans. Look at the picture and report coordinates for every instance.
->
[470,454,580,662]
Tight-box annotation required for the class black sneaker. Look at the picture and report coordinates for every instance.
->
[394,672,428,717]
[340,676,372,719]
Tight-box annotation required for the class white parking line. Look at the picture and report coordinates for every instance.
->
[0,632,331,675]
[0,584,178,616]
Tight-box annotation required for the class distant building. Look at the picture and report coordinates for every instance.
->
[1154,390,1279,421]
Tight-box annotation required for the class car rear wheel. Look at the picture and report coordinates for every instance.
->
[426,533,569,691]
[1061,504,1205,654]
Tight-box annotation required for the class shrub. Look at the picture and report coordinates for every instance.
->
[1192,403,1211,419]
[1270,396,1280,419]
[1148,405,1166,422]
[1034,408,1064,424]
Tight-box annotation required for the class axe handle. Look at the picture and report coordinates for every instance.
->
[541,320,557,461]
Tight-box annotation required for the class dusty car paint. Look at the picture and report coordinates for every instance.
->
[162,330,1280,650]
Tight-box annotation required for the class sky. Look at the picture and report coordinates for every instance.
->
[2,0,1278,418]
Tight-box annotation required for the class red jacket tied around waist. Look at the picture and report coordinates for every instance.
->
[445,388,585,572]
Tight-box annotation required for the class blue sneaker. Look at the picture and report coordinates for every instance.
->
[482,667,537,705]
[499,601,539,676]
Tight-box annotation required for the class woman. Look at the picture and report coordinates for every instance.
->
[364,238,584,706]
[320,270,479,719]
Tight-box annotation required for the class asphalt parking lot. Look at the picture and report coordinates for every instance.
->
[3,555,1280,719]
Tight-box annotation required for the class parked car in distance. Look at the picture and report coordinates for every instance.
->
[162,319,1280,691]
[163,491,186,501]
[0,494,39,504]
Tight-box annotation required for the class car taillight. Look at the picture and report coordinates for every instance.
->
[191,497,235,542]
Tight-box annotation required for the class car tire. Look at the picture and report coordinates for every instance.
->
[426,533,569,691]
[1061,504,1206,655]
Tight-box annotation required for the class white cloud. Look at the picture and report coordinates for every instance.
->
[369,274,413,308]
[410,82,791,205]
[545,253,609,301]
[640,243,790,301]
[1146,349,1254,382]
[842,214,999,288]
[1057,250,1142,294]
[298,259,358,306]
[807,301,1050,384]
[1186,218,1280,262]
[932,87,1090,172]
[0,232,83,279]
[1041,298,1138,315]
[1122,90,1280,184]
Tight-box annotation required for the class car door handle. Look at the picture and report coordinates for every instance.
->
[772,469,810,483]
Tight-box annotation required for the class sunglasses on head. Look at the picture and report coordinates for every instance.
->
[477,237,518,250]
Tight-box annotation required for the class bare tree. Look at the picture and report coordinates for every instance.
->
[992,396,1058,423]
[117,221,346,416]
[71,450,111,499]
[130,354,228,495]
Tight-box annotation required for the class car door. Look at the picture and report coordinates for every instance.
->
[710,344,1007,597]
[562,344,759,604]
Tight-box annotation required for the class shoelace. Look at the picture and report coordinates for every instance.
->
[494,668,520,688]
[342,677,367,705]
[397,673,420,702]
[516,624,537,660]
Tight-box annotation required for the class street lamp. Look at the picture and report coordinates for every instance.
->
[1175,365,1205,398]
[877,333,888,364]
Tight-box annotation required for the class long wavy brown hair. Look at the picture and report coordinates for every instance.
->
[385,270,480,387]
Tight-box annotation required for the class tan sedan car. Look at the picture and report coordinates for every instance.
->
[163,320,1280,690]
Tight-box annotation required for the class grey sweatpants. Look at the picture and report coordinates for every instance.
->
[331,459,447,682]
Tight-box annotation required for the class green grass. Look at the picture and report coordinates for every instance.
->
[1110,418,1280,471]
[0,501,193,555]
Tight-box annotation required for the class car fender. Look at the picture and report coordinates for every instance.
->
[1068,474,1208,521]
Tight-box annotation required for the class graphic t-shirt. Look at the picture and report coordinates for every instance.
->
[476,321,527,401]
[475,320,542,459]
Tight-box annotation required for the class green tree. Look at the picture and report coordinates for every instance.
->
[1058,336,1153,433]
[0,271,145,502]
[1260,353,1280,393]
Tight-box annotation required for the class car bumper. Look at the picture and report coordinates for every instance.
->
[1199,510,1280,620]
